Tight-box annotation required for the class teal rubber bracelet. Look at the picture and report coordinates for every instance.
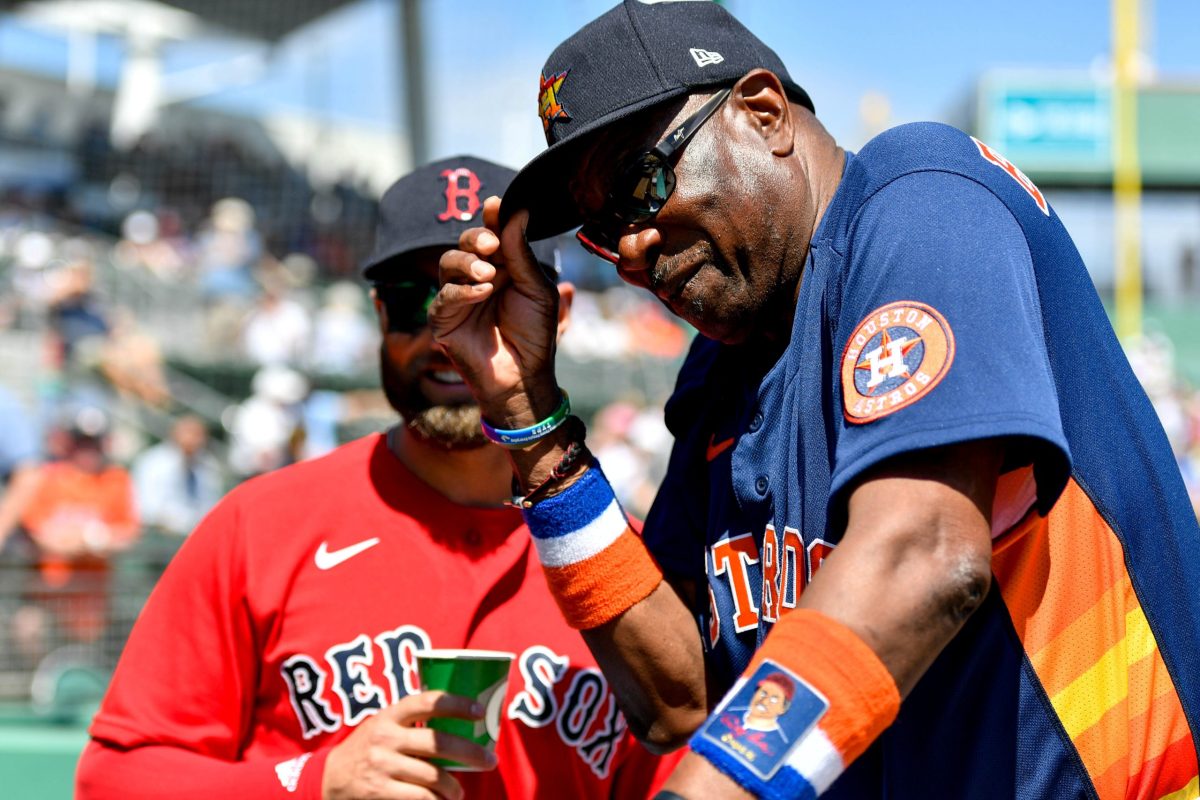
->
[480,390,571,448]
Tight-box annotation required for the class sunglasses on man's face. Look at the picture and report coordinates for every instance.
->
[375,280,438,333]
[576,87,732,265]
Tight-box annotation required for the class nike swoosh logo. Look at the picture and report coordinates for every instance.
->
[315,538,381,570]
[706,435,735,462]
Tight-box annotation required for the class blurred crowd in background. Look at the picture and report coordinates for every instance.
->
[2,166,1200,709]
[0,89,1198,717]
[0,161,690,700]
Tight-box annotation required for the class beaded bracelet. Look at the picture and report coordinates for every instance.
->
[508,417,588,508]
[480,390,571,448]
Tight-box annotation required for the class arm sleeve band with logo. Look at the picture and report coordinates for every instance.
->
[689,609,900,799]
[521,464,662,629]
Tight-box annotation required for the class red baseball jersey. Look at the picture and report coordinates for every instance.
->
[78,434,675,798]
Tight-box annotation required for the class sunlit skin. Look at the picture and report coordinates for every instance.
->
[567,70,844,346]
[322,251,576,800]
[372,249,575,505]
[431,69,1004,800]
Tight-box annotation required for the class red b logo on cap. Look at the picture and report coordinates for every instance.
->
[437,168,482,223]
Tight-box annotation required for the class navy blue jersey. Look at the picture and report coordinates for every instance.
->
[644,123,1200,799]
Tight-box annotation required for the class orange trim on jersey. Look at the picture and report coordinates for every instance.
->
[1156,775,1199,800]
[1028,576,1134,696]
[748,608,899,765]
[541,528,662,630]
[1127,706,1197,800]
[1074,646,1182,786]
[992,479,1197,800]
[992,482,1126,652]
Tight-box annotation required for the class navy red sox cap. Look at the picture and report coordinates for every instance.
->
[503,0,814,240]
[362,155,560,281]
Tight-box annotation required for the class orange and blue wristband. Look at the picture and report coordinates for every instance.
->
[689,609,900,799]
[521,463,662,629]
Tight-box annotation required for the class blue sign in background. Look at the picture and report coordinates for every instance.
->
[981,80,1112,171]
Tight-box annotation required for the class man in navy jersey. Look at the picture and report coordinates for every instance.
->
[431,2,1200,798]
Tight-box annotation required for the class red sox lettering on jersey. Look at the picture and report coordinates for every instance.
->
[437,167,483,223]
[280,629,627,779]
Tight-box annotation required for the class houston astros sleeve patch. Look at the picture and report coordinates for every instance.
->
[840,301,955,423]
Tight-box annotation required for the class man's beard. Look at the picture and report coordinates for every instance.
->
[379,346,488,450]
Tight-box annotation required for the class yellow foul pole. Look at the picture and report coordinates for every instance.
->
[1113,0,1143,340]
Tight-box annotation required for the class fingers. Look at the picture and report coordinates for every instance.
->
[432,250,496,323]
[482,195,501,232]
[386,691,485,725]
[498,209,551,287]
[393,728,497,772]
[450,205,548,291]
[348,746,465,800]
[374,750,468,800]
[439,248,496,287]
[456,225,501,260]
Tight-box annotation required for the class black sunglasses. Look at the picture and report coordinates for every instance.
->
[576,88,732,265]
[374,280,438,333]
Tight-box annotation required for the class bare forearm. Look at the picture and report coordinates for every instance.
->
[581,580,709,752]
[799,440,1001,696]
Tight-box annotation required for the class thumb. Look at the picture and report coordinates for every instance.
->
[499,209,552,289]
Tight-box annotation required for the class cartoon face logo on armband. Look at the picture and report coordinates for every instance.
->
[840,301,955,424]
[698,661,828,779]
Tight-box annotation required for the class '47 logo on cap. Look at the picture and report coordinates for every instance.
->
[539,70,571,133]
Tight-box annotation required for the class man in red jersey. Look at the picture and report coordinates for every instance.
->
[76,156,676,800]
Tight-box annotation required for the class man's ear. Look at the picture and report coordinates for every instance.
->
[555,281,575,342]
[733,68,794,157]
[370,288,389,336]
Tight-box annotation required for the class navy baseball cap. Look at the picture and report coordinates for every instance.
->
[362,155,560,281]
[503,0,814,240]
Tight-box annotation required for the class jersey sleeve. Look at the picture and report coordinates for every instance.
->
[75,740,329,800]
[81,492,336,795]
[88,494,258,755]
[829,171,1071,511]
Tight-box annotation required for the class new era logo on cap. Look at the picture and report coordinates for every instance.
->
[689,48,724,67]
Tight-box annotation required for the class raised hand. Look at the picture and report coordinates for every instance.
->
[322,690,496,800]
[430,196,563,427]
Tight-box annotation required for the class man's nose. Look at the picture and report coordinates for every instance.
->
[615,227,662,288]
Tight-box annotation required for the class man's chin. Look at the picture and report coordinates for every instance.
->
[403,404,488,450]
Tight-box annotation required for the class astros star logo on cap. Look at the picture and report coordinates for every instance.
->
[538,70,571,133]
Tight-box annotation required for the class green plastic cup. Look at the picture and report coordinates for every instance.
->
[416,649,515,771]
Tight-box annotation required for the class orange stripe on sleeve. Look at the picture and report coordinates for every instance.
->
[1073,645,1178,787]
[1129,732,1198,800]
[1085,682,1193,800]
[993,481,1127,655]
[541,529,662,629]
[993,478,1198,800]
[1028,575,1133,697]
[1128,696,1198,800]
[1155,775,1199,800]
